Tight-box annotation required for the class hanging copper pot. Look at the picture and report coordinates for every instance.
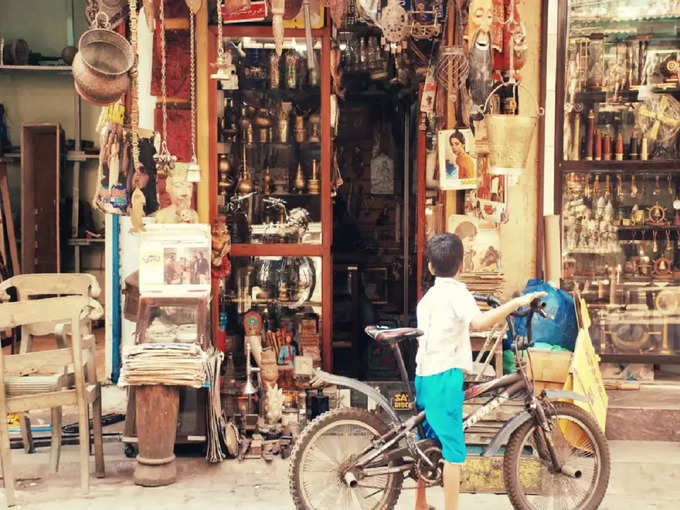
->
[72,12,134,106]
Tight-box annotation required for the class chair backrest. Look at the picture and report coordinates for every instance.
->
[0,273,101,301]
[0,296,90,330]
[0,274,101,336]
[0,296,90,398]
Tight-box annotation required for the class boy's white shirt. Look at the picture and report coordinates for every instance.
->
[415,277,481,377]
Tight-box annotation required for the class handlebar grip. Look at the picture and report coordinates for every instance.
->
[472,293,502,308]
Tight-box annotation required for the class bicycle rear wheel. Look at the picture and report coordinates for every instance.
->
[503,402,610,510]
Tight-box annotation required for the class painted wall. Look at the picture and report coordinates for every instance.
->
[0,0,104,275]
[498,0,543,297]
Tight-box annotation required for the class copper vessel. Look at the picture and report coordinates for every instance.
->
[72,14,134,106]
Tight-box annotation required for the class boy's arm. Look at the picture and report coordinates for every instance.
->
[469,291,547,332]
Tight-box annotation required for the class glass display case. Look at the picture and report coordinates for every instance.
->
[216,35,323,245]
[219,256,322,368]
[556,0,680,361]
[209,25,332,370]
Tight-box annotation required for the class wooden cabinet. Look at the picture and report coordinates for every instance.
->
[21,123,61,273]
[208,25,333,370]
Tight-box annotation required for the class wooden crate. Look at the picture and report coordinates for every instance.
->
[21,123,61,273]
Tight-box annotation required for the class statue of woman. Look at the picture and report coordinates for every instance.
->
[154,166,199,224]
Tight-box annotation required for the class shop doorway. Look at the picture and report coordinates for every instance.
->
[331,81,418,380]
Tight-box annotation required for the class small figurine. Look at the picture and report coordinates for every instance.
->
[130,186,146,233]
[220,50,239,90]
[277,332,297,366]
[211,215,232,280]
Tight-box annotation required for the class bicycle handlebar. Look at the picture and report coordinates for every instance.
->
[472,294,554,351]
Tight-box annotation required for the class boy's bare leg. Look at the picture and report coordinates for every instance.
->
[443,462,461,510]
[415,478,428,510]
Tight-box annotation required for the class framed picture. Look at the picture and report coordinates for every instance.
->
[438,129,478,190]
[139,224,211,296]
[446,214,501,273]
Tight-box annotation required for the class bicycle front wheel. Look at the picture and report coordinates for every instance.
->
[288,407,403,510]
[503,402,610,510]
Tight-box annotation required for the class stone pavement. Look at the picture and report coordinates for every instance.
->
[2,440,679,509]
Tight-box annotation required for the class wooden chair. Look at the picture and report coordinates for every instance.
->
[0,296,105,506]
[0,274,102,454]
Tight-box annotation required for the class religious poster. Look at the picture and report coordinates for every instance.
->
[438,129,478,190]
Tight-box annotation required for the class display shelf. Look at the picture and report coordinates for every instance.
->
[230,243,323,257]
[0,65,72,72]
[564,248,619,255]
[617,225,680,231]
[66,150,100,161]
[570,15,680,26]
[6,150,102,162]
[574,87,680,104]
[68,237,105,246]
[559,160,680,172]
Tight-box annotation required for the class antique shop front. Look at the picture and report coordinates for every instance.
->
[6,0,657,502]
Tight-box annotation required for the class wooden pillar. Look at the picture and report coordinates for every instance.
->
[196,1,210,222]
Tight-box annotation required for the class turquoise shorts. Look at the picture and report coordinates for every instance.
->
[415,367,466,464]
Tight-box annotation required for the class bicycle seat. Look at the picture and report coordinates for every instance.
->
[365,326,423,345]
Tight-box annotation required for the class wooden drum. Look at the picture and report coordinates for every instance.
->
[134,385,179,486]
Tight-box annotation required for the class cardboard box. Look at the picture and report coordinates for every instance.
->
[527,349,572,395]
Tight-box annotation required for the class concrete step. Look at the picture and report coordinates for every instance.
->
[606,385,680,442]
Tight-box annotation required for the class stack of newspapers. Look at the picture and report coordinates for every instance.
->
[118,343,207,388]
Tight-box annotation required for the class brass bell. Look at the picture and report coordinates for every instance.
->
[186,156,201,182]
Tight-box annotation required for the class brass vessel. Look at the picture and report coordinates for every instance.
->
[294,163,306,193]
[307,159,320,194]
[294,115,305,143]
[237,144,253,195]
[263,167,272,195]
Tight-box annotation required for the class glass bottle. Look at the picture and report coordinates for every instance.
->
[269,52,280,89]
[367,37,378,72]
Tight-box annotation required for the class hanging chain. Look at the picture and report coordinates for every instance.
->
[153,0,176,178]
[128,0,140,168]
[190,11,197,160]
[159,0,168,143]
[215,0,225,62]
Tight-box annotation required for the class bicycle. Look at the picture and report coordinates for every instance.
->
[288,295,611,510]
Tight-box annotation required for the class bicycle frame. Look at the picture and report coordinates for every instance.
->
[312,304,587,480]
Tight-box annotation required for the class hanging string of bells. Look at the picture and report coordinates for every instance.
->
[211,0,229,80]
[152,0,178,179]
[185,0,201,182]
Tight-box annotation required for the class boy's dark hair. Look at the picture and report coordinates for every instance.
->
[427,233,464,277]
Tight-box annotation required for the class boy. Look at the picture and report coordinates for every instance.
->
[415,234,545,510]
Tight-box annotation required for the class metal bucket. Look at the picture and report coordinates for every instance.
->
[72,13,134,106]
[485,113,538,175]
[482,81,544,176]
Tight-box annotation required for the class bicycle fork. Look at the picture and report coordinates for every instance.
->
[533,401,583,480]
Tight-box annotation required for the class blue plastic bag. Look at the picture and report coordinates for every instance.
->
[504,278,577,351]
